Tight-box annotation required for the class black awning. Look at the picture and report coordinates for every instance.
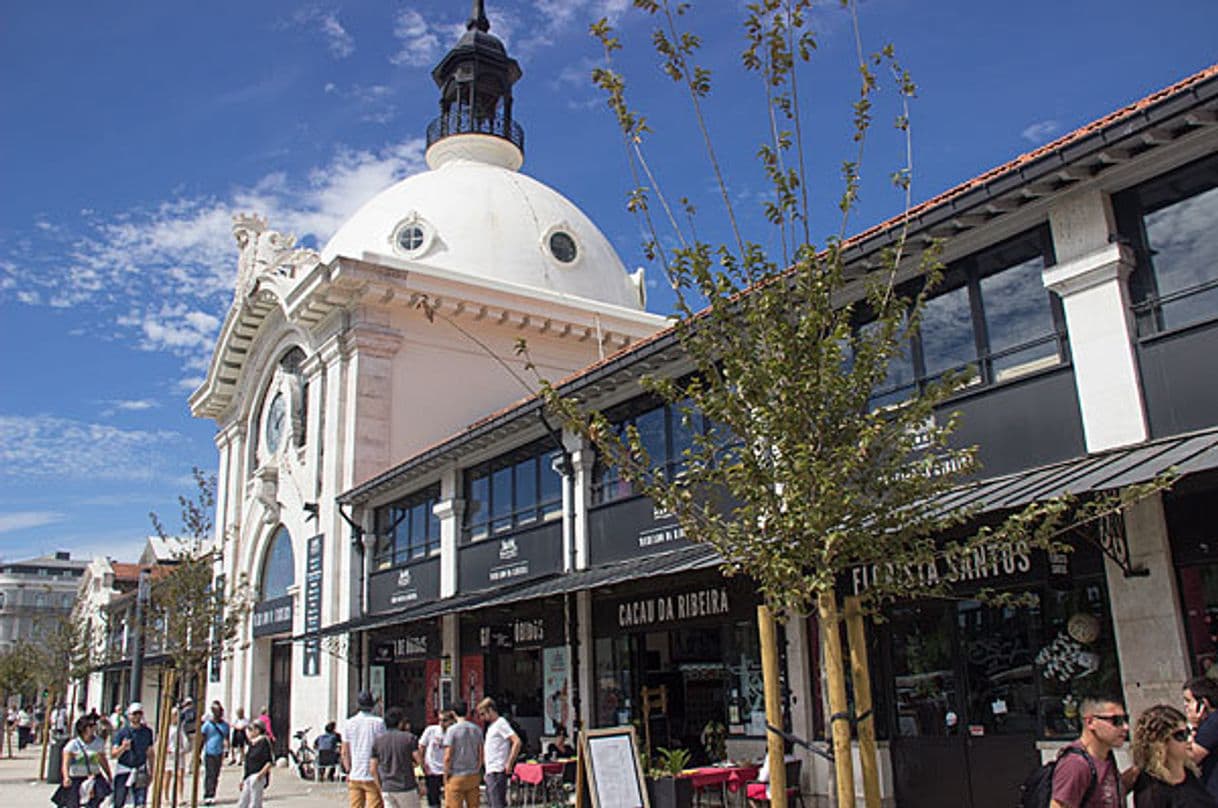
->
[298,544,722,641]
[944,426,1218,514]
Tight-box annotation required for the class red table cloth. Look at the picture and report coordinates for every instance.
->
[513,760,567,785]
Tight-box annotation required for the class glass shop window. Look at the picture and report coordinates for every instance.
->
[373,484,442,571]
[882,580,1118,740]
[1116,153,1218,336]
[463,440,563,542]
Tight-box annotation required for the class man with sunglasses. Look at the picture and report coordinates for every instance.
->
[1184,676,1218,797]
[1051,695,1129,808]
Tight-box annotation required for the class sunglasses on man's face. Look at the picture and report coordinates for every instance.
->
[1090,714,1129,727]
[1172,728,1194,743]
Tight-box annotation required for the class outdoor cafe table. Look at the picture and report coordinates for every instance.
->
[512,760,570,806]
[684,764,761,806]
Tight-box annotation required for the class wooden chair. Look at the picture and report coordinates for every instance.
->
[745,759,805,808]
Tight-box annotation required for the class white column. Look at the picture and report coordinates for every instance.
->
[1044,188,1147,451]
[1107,493,1191,719]
[436,466,462,598]
[566,433,594,572]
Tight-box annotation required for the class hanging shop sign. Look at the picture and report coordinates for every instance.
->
[369,557,441,614]
[588,497,690,566]
[594,577,755,636]
[210,573,225,683]
[302,534,323,677]
[458,521,562,592]
[252,594,294,637]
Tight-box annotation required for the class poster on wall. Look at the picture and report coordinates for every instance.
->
[369,666,385,714]
[425,658,442,725]
[460,654,484,718]
[543,646,570,735]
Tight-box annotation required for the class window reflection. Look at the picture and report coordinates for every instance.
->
[463,441,566,540]
[980,255,1060,381]
[920,284,977,381]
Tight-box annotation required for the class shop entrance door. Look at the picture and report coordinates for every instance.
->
[269,640,292,758]
[887,599,1041,807]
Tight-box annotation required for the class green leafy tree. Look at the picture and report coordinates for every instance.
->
[512,2,1172,805]
[0,640,39,757]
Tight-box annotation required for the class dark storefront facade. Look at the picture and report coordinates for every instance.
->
[863,539,1119,807]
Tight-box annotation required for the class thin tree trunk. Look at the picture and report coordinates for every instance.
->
[845,596,880,808]
[151,669,175,808]
[39,689,53,779]
[190,670,203,808]
[757,605,788,808]
[819,590,856,808]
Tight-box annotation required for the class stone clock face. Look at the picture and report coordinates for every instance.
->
[265,392,286,454]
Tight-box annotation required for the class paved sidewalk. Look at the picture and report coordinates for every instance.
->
[0,745,355,807]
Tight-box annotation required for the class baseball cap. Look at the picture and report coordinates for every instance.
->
[127,702,144,715]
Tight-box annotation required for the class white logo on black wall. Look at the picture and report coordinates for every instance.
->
[499,539,518,560]
[397,568,412,588]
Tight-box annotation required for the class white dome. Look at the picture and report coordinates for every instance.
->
[321,134,645,311]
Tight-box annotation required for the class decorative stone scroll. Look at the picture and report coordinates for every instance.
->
[231,213,320,307]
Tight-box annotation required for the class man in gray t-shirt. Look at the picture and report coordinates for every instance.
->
[442,701,484,808]
[371,707,420,808]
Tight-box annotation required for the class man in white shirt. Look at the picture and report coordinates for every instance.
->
[418,711,453,807]
[476,698,520,808]
[342,691,387,808]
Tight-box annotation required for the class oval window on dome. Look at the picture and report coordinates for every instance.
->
[391,215,433,258]
[549,231,578,264]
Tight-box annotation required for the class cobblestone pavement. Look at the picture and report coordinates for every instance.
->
[0,744,357,807]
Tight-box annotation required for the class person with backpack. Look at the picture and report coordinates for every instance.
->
[1184,677,1218,797]
[1045,694,1130,808]
[1130,703,1218,807]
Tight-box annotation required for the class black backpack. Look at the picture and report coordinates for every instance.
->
[1019,746,1097,808]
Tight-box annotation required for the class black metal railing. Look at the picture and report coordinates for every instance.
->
[426,109,525,154]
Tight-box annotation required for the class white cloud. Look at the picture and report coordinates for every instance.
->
[1,139,427,379]
[1020,120,1059,144]
[289,7,354,59]
[390,9,443,67]
[0,414,181,481]
[0,511,65,534]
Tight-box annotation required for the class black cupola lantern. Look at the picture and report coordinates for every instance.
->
[427,0,524,155]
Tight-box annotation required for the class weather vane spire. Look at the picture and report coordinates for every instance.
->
[468,0,490,32]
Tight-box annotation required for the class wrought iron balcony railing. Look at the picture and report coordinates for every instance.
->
[426,110,525,155]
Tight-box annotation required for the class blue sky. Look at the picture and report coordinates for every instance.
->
[1,0,1215,564]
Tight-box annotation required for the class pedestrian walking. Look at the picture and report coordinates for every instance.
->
[371,706,421,808]
[1050,693,1129,808]
[1130,703,1218,807]
[201,702,231,805]
[110,702,155,808]
[236,720,273,808]
[343,690,387,808]
[230,707,248,765]
[57,715,112,808]
[255,705,275,746]
[477,698,520,808]
[442,701,483,808]
[418,711,453,807]
[1185,676,1218,798]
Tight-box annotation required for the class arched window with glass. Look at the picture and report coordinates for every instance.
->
[260,526,296,601]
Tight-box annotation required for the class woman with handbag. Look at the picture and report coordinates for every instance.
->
[57,716,113,808]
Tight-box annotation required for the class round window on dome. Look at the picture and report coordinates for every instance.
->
[397,225,425,253]
[549,231,578,264]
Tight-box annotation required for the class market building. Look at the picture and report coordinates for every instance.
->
[191,2,1218,803]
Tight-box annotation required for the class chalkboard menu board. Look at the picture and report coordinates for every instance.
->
[581,727,649,808]
[302,534,323,676]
